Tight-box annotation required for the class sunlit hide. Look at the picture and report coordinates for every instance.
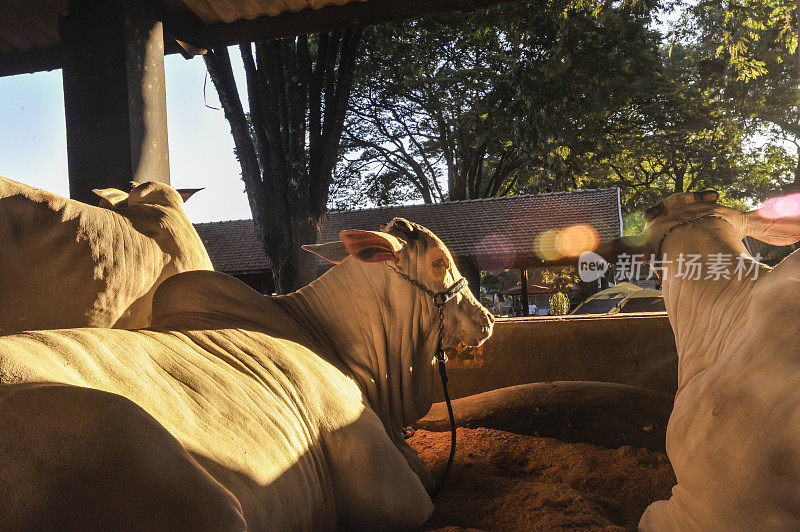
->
[0,218,493,530]
[0,177,212,333]
[617,191,800,530]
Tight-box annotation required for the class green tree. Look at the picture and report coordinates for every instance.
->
[692,0,798,82]
[549,292,571,315]
[334,0,662,208]
[690,0,800,191]
[574,42,756,212]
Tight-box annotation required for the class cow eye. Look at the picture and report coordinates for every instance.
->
[433,257,448,271]
[644,202,666,222]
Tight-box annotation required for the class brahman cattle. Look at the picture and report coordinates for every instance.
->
[617,191,800,530]
[0,218,494,530]
[0,177,212,333]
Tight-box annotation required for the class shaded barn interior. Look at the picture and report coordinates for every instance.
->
[0,0,519,198]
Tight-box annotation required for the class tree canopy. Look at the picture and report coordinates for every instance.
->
[332,0,799,216]
[208,0,799,292]
[333,0,663,208]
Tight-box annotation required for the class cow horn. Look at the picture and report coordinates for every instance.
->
[382,218,417,240]
[594,235,651,262]
[694,190,720,203]
[177,188,204,203]
[302,241,350,264]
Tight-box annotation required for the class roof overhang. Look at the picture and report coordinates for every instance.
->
[0,0,519,78]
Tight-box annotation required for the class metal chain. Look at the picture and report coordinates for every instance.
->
[655,214,731,259]
[384,261,467,497]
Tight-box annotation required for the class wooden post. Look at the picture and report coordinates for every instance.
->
[60,0,170,204]
[458,259,482,301]
[520,268,529,317]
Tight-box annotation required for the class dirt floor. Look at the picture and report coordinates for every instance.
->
[408,427,676,531]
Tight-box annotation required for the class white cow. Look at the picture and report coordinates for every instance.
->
[0,218,494,530]
[620,191,800,530]
[0,177,212,333]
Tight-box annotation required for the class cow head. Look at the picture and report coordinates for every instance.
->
[602,190,800,263]
[305,218,493,349]
[93,182,202,210]
[644,190,800,250]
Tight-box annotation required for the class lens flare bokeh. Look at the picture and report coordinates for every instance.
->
[555,225,599,258]
[534,229,561,261]
[758,193,800,220]
[534,225,599,261]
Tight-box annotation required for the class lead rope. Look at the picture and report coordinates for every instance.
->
[385,262,467,499]
[431,305,456,499]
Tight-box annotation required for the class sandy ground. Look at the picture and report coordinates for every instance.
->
[408,427,676,531]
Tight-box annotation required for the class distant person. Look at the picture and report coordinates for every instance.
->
[528,303,538,316]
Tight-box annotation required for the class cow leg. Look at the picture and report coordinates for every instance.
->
[0,383,246,531]
[322,408,434,531]
[394,434,435,493]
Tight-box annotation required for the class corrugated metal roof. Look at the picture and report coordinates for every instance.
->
[163,0,366,24]
[194,188,623,274]
[0,0,364,56]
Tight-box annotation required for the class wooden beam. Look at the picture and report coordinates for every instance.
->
[0,0,520,76]
[520,268,529,317]
[192,0,520,49]
[0,46,61,77]
[60,0,170,204]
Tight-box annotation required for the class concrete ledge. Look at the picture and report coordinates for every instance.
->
[420,381,673,451]
[436,312,677,401]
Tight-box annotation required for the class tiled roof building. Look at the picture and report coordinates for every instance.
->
[194,188,623,282]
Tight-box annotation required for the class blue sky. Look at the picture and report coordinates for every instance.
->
[0,49,252,223]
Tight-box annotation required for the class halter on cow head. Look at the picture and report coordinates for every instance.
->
[306,217,494,350]
[603,191,800,264]
[303,217,493,439]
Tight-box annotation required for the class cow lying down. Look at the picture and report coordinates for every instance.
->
[0,177,212,334]
[0,218,494,530]
[610,192,800,530]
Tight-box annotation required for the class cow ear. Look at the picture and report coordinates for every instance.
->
[177,188,203,203]
[339,230,403,263]
[302,241,350,264]
[93,188,129,208]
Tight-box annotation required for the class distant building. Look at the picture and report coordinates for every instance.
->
[194,188,623,298]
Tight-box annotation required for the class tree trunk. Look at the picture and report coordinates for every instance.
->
[206,30,362,294]
[673,166,685,193]
[267,215,321,294]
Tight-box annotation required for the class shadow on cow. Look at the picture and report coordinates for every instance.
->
[1,382,432,531]
[0,218,493,530]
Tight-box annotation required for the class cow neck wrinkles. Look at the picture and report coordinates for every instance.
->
[658,222,757,389]
[275,258,440,431]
